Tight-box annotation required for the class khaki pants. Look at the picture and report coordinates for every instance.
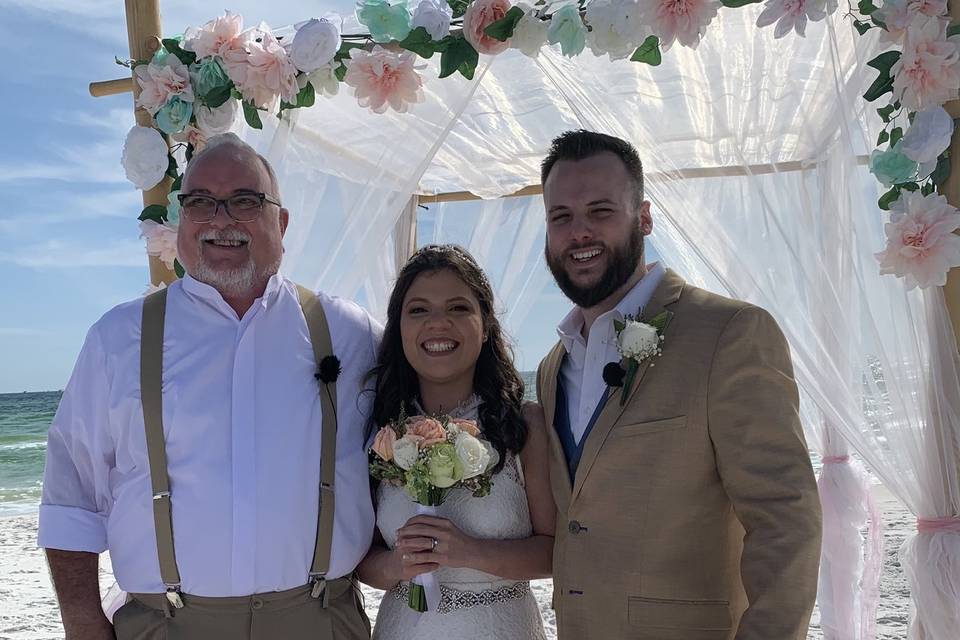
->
[114,578,370,640]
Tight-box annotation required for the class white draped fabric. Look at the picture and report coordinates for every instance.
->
[238,7,960,638]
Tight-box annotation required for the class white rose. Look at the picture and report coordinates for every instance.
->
[482,440,500,472]
[510,5,549,58]
[455,432,491,479]
[300,64,341,97]
[122,126,169,191]
[585,0,646,61]
[900,105,954,164]
[618,321,660,360]
[412,0,454,41]
[393,436,421,471]
[289,18,341,73]
[194,100,238,135]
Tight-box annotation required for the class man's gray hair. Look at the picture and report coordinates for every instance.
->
[183,132,280,195]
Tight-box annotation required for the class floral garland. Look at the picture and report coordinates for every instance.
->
[123,1,958,291]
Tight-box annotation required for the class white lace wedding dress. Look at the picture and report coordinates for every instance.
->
[371,407,547,640]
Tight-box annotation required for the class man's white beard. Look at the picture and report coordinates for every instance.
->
[190,229,280,298]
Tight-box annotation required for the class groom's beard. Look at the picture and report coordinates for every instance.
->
[546,223,643,309]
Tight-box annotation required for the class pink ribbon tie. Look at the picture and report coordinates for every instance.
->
[916,517,960,534]
[822,455,850,464]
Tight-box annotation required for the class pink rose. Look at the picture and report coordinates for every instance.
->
[139,220,178,269]
[876,191,960,289]
[452,418,481,437]
[222,28,299,110]
[135,56,194,115]
[462,0,513,55]
[343,47,424,114]
[371,425,398,461]
[183,11,245,59]
[404,416,447,448]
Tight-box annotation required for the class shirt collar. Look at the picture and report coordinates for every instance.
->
[180,271,287,313]
[556,262,666,354]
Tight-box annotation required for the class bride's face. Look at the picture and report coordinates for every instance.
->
[400,268,486,389]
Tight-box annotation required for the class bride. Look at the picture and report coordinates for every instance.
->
[357,244,554,640]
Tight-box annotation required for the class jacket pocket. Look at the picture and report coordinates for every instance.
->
[612,416,687,438]
[628,595,731,637]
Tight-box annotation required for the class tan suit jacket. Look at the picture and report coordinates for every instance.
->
[537,269,821,640]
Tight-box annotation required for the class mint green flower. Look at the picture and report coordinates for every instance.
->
[155,96,193,134]
[426,443,464,488]
[547,5,587,57]
[869,142,918,187]
[166,190,181,225]
[357,0,412,43]
[191,59,231,101]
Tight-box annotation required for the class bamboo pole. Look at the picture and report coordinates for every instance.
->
[124,0,176,285]
[945,1,960,347]
[90,78,135,98]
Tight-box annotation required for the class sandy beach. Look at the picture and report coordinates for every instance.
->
[1,484,911,640]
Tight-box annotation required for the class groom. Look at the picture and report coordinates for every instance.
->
[536,130,821,640]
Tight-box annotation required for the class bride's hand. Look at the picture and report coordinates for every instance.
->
[396,515,478,570]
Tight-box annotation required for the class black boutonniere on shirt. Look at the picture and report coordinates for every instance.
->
[602,362,626,388]
[316,355,342,384]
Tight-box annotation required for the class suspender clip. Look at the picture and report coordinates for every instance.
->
[153,491,171,501]
[164,584,184,609]
[309,573,329,606]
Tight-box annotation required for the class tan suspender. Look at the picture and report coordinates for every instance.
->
[139,284,339,607]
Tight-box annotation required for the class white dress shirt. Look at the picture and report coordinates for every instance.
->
[39,274,381,596]
[556,262,665,443]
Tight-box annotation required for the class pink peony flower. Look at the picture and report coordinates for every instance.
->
[463,0,513,55]
[221,28,300,110]
[641,0,720,49]
[371,425,398,461]
[139,220,179,269]
[875,0,948,43]
[135,56,194,115]
[183,11,245,59]
[451,418,481,436]
[876,191,960,289]
[892,16,960,111]
[404,416,447,448]
[172,124,207,151]
[343,47,424,114]
[756,0,837,39]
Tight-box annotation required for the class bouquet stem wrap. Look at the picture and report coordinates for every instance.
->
[409,503,441,612]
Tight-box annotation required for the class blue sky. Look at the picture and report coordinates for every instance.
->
[0,1,577,392]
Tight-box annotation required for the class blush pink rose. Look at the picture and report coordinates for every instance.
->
[404,416,448,448]
[183,11,245,59]
[452,418,481,437]
[222,28,299,110]
[135,56,194,115]
[139,220,179,269]
[462,0,513,55]
[371,425,398,461]
[641,0,720,50]
[343,47,424,114]
[892,16,960,111]
[876,191,960,289]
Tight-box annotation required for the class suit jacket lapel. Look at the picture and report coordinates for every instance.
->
[538,342,572,511]
[570,269,686,503]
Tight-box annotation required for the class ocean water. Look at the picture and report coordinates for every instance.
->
[0,391,60,516]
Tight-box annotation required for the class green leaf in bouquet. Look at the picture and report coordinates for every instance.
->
[853,19,871,36]
[630,36,662,66]
[877,130,889,146]
[335,64,348,82]
[648,310,672,333]
[889,126,903,147]
[898,181,919,192]
[166,154,179,179]
[485,6,525,42]
[931,154,951,186]
[280,82,316,114]
[447,0,470,18]
[161,38,197,66]
[242,101,263,130]
[439,37,479,80]
[877,104,896,122]
[863,51,900,103]
[138,204,168,223]
[399,27,438,58]
[857,0,878,15]
[613,319,626,333]
[204,84,234,109]
[878,185,901,210]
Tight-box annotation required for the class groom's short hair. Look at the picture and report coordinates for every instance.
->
[541,130,645,206]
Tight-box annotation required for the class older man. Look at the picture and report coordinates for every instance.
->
[39,134,378,639]
[537,130,821,640]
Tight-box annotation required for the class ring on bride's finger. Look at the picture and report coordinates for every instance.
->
[402,553,409,561]
[431,537,438,551]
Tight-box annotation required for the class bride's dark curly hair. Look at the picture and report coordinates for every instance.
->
[368,244,527,469]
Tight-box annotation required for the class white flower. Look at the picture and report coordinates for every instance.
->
[755,0,837,39]
[412,0,454,40]
[194,100,238,135]
[139,220,179,269]
[900,105,954,163]
[299,63,341,97]
[511,4,549,57]
[143,281,168,296]
[289,18,341,73]
[586,0,647,61]
[482,440,500,471]
[617,320,661,360]
[393,435,421,470]
[122,126,169,191]
[455,432,491,479]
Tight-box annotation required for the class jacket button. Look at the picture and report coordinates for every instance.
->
[568,520,582,534]
[251,597,264,610]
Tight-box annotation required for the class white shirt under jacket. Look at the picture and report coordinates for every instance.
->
[556,262,665,443]
[38,274,381,596]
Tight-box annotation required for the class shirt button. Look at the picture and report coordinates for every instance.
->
[568,520,583,534]
[251,597,264,610]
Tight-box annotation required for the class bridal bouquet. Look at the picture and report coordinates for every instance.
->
[369,413,499,611]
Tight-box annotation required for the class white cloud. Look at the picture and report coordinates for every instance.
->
[0,238,146,269]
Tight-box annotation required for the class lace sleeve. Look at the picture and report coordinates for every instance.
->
[499,451,526,488]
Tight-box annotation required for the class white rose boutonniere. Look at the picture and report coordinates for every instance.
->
[611,310,672,405]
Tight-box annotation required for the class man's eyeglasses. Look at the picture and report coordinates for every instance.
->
[177,192,282,223]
